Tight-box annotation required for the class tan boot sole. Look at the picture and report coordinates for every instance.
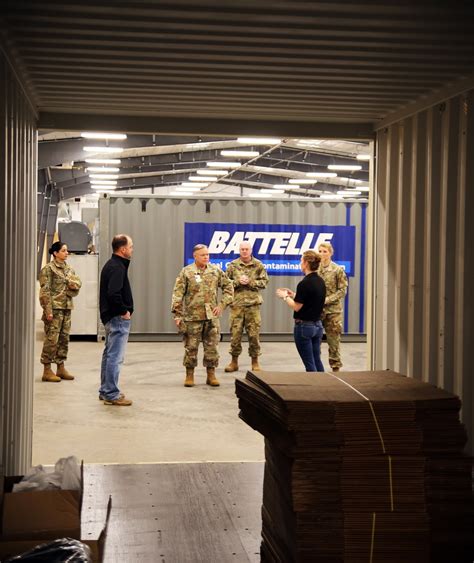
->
[42,376,61,382]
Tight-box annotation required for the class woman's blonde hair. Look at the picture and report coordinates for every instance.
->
[318,241,334,255]
[302,250,321,271]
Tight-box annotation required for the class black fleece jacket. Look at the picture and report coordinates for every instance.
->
[99,254,134,324]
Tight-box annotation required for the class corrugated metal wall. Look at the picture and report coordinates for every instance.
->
[0,50,37,473]
[99,196,367,337]
[370,91,473,453]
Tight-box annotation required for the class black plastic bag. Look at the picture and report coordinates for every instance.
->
[5,537,92,562]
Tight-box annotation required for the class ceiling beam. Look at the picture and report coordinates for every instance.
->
[38,112,375,140]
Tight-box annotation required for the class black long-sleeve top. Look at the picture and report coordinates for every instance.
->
[99,254,134,324]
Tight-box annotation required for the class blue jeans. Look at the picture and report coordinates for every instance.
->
[293,321,325,372]
[100,316,131,400]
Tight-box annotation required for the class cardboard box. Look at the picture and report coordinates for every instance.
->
[0,464,111,562]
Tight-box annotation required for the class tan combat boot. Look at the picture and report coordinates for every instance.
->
[42,364,61,382]
[56,363,74,380]
[224,355,239,373]
[184,368,195,387]
[251,357,261,371]
[206,368,220,387]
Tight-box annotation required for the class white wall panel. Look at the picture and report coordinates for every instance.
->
[371,91,474,453]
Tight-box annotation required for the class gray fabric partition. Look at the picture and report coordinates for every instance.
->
[99,196,367,338]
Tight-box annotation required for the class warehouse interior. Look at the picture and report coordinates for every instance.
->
[1,2,474,561]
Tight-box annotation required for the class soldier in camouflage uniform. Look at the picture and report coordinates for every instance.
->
[224,241,269,372]
[317,242,348,372]
[171,244,234,387]
[39,241,82,382]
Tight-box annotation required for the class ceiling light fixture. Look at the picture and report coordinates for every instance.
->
[236,137,281,145]
[289,179,316,184]
[356,154,371,161]
[197,169,228,176]
[327,164,362,171]
[81,132,127,140]
[83,147,124,153]
[273,184,292,189]
[337,190,362,196]
[306,172,337,178]
[207,161,241,168]
[91,185,116,190]
[86,167,120,173]
[85,158,121,164]
[220,150,260,158]
[89,174,119,180]
[320,194,344,200]
[89,180,117,185]
[188,176,217,182]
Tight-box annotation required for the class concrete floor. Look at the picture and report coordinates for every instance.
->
[33,337,367,465]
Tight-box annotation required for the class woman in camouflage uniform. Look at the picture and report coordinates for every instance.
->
[317,242,348,372]
[39,241,82,382]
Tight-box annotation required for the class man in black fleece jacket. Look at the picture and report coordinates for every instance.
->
[99,234,134,406]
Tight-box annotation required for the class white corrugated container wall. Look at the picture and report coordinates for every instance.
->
[370,90,474,453]
[99,196,368,338]
[0,50,37,473]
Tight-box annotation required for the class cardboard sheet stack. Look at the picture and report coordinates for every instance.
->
[235,370,473,563]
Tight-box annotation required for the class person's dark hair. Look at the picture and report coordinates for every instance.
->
[302,250,321,271]
[49,241,65,255]
[112,234,129,252]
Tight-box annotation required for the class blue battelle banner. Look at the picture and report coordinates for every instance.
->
[184,223,356,276]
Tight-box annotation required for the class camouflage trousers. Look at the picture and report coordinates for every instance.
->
[321,312,343,369]
[40,309,71,365]
[182,319,220,368]
[228,305,262,358]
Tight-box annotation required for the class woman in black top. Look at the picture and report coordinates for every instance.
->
[276,250,326,372]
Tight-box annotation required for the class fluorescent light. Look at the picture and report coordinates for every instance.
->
[89,180,117,185]
[188,176,217,181]
[175,186,201,192]
[207,161,241,168]
[306,172,337,178]
[289,179,317,185]
[273,184,292,189]
[358,186,370,191]
[181,182,209,187]
[85,158,121,164]
[170,191,193,196]
[86,167,120,173]
[327,164,362,171]
[91,185,115,191]
[237,137,280,145]
[89,174,119,180]
[356,154,371,161]
[261,189,284,194]
[83,146,124,153]
[81,132,127,140]
[320,194,343,200]
[220,150,259,157]
[337,190,362,196]
[197,169,228,176]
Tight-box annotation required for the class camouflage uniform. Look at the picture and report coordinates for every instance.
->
[226,257,269,358]
[171,263,233,368]
[317,261,348,370]
[39,259,82,365]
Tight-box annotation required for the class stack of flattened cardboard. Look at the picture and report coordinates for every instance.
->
[235,370,473,563]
